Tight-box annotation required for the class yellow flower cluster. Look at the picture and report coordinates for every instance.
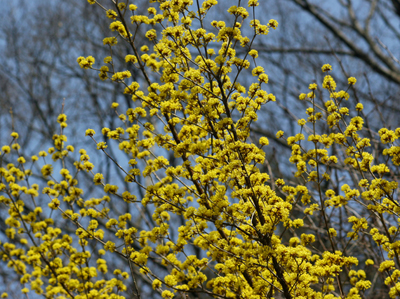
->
[2,1,400,299]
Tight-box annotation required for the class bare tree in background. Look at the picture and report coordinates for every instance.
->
[0,0,158,296]
[1,0,400,297]
[232,0,400,188]
[254,0,400,127]
[249,0,400,295]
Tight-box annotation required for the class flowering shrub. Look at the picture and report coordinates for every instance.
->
[1,0,400,298]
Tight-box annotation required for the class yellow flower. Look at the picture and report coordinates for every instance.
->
[329,228,337,237]
[2,146,10,154]
[248,0,259,7]
[348,77,357,85]
[298,119,306,126]
[322,75,336,90]
[365,259,374,266]
[252,66,264,76]
[258,73,269,83]
[106,9,118,19]
[21,288,29,294]
[379,260,395,272]
[145,29,157,41]
[268,19,279,29]
[125,54,138,63]
[117,2,126,10]
[248,49,258,58]
[85,129,96,136]
[321,64,332,72]
[161,290,174,298]
[259,137,269,146]
[41,165,53,177]
[309,83,317,90]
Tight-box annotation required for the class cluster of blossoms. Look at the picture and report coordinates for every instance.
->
[1,1,400,299]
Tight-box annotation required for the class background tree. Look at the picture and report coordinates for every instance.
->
[1,0,400,298]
